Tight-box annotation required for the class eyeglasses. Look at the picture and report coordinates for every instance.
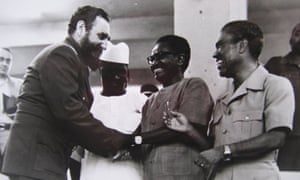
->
[147,51,177,65]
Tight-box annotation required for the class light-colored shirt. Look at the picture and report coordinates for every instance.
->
[210,65,294,180]
[80,87,143,180]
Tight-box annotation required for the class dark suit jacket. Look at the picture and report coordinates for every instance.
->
[2,37,130,180]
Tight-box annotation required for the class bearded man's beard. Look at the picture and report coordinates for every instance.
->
[80,35,103,70]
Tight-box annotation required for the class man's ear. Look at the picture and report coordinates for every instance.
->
[75,20,86,38]
[238,39,248,54]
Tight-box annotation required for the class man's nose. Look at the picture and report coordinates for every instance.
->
[212,51,219,60]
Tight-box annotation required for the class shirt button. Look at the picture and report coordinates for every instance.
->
[82,97,86,101]
[222,129,227,134]
[245,116,249,120]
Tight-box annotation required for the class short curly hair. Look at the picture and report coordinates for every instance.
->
[68,5,110,35]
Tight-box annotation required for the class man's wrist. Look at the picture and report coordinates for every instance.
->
[133,135,142,145]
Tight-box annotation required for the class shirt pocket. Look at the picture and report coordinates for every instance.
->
[232,110,264,141]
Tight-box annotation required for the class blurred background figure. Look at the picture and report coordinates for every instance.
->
[265,22,300,172]
[140,83,158,98]
[0,47,22,180]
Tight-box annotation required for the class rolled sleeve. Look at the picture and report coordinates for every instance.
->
[264,76,295,132]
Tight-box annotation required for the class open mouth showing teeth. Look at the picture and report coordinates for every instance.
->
[153,68,163,73]
[216,60,223,69]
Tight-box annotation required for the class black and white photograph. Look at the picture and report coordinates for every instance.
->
[0,0,300,180]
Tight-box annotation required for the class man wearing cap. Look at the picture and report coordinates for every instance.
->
[79,42,142,180]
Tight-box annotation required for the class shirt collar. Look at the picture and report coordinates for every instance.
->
[220,65,269,104]
[241,65,268,91]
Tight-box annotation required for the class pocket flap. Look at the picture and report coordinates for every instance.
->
[232,110,263,122]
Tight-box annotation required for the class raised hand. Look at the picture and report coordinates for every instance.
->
[164,111,193,133]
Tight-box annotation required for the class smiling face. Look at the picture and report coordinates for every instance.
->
[100,61,128,96]
[148,42,183,86]
[80,16,111,70]
[213,32,241,78]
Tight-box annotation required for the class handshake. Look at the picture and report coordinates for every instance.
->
[113,135,143,162]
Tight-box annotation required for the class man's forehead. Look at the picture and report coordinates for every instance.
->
[215,32,234,45]
[219,32,233,40]
[151,42,172,54]
[92,16,110,32]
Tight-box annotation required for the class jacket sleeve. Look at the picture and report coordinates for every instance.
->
[39,46,131,156]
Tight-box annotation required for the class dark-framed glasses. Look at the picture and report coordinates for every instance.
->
[147,51,178,65]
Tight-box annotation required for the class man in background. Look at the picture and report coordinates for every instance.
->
[0,48,22,180]
[265,22,300,171]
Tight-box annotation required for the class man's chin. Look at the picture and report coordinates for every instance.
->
[154,75,168,85]
[219,71,231,78]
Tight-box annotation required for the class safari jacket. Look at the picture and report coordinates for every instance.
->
[210,65,294,180]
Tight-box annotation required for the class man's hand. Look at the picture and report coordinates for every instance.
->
[194,147,224,180]
[198,146,224,165]
[164,111,193,133]
[112,150,132,161]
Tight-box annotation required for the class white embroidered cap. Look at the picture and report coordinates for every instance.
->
[99,41,129,64]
